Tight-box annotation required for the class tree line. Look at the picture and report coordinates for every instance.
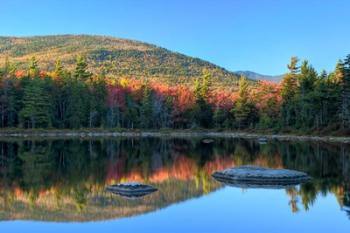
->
[0,55,350,133]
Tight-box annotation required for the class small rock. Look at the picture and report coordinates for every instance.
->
[202,138,215,144]
[106,182,158,198]
[258,137,268,144]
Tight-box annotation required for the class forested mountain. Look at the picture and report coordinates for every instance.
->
[0,35,241,88]
[235,71,284,82]
[0,35,350,134]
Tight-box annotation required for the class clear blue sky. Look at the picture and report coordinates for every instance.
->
[0,0,349,75]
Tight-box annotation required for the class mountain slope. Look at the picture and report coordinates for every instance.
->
[235,71,283,82]
[0,35,241,87]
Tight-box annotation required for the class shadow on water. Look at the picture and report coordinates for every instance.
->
[0,137,349,221]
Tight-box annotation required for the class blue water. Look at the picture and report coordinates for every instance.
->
[0,138,349,232]
[2,187,349,233]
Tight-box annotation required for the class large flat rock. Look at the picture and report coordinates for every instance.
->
[106,182,158,198]
[212,165,310,188]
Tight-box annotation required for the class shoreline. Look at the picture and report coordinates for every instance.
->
[0,129,350,143]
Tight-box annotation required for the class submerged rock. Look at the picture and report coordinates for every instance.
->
[106,182,158,198]
[258,137,268,144]
[202,138,215,144]
[212,165,310,189]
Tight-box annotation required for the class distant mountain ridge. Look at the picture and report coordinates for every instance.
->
[235,70,284,82]
[0,35,244,88]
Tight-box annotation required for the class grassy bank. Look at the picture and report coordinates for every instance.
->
[0,128,350,143]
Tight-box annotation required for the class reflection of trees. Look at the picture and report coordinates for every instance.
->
[286,187,299,213]
[18,141,54,192]
[72,185,89,212]
[345,199,350,219]
[0,138,350,220]
[0,138,230,221]
[299,182,317,211]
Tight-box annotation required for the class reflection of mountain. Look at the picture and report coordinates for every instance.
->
[0,179,222,222]
[0,138,350,221]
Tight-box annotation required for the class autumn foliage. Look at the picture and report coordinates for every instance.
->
[1,55,350,133]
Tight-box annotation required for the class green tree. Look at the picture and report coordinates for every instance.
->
[213,107,229,128]
[88,73,107,127]
[232,76,257,129]
[140,84,153,128]
[193,70,213,128]
[0,62,18,127]
[295,60,317,128]
[73,56,92,81]
[19,77,51,128]
[281,57,300,127]
[339,55,350,129]
[312,71,339,128]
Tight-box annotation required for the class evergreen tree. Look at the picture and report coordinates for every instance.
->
[313,71,339,128]
[124,94,139,129]
[51,69,70,128]
[281,57,300,127]
[74,56,92,81]
[340,55,350,129]
[193,70,213,128]
[232,76,257,129]
[65,77,89,128]
[19,77,51,128]
[140,85,153,128]
[296,60,317,128]
[0,63,18,127]
[88,73,107,127]
[213,107,228,128]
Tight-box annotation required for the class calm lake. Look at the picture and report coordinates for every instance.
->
[0,137,349,232]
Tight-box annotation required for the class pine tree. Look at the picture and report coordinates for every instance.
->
[213,107,227,128]
[140,85,153,128]
[0,72,17,127]
[65,77,89,128]
[19,78,51,128]
[296,60,317,128]
[88,72,107,127]
[232,76,257,129]
[281,57,300,126]
[340,55,350,129]
[74,56,92,81]
[192,70,213,128]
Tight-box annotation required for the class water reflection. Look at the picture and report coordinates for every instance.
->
[0,138,349,221]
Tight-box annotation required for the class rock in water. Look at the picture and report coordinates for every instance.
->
[106,182,158,198]
[258,137,268,144]
[212,165,310,189]
[202,138,215,144]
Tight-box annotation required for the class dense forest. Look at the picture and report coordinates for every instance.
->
[0,54,350,134]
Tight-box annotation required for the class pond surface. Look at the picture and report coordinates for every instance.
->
[0,137,349,232]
